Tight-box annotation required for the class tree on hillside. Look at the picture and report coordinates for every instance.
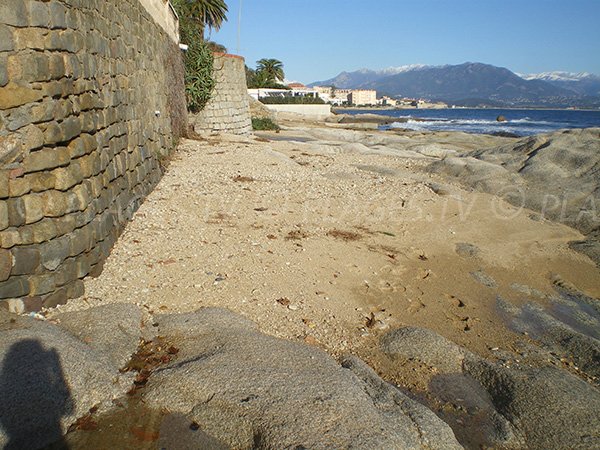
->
[256,58,285,84]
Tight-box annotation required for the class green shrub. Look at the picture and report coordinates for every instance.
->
[252,118,280,131]
[259,96,325,105]
[172,0,217,113]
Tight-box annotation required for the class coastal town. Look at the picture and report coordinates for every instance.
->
[249,82,449,108]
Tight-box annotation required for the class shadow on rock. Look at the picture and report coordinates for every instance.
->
[0,339,74,450]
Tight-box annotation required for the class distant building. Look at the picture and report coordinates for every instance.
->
[286,82,309,90]
[378,96,398,106]
[348,89,377,106]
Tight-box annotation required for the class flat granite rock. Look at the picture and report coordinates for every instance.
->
[382,325,600,449]
[51,303,144,369]
[0,310,133,450]
[143,307,462,450]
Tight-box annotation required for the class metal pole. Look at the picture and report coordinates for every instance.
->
[237,0,243,55]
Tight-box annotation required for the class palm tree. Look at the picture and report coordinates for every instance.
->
[256,59,285,84]
[175,0,228,38]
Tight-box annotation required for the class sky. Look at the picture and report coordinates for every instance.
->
[208,0,600,84]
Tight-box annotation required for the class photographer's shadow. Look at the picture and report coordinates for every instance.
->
[0,339,74,450]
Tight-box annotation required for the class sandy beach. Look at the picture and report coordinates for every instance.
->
[49,118,599,373]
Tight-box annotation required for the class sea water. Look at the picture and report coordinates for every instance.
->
[346,108,600,136]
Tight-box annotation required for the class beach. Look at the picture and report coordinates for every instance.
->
[44,116,600,447]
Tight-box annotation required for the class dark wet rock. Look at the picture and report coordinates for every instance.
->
[455,242,480,258]
[382,325,600,449]
[143,308,462,449]
[470,270,497,288]
[466,359,600,449]
[497,295,600,380]
[0,310,133,449]
[569,229,600,266]
[509,283,546,299]
[496,115,507,122]
[157,413,230,450]
[489,131,521,138]
[382,326,523,449]
[52,304,144,369]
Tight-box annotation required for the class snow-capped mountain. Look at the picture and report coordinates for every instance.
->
[309,64,600,107]
[518,72,600,96]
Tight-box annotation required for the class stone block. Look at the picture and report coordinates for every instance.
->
[31,218,58,243]
[54,213,76,237]
[0,25,14,52]
[22,193,44,224]
[21,52,51,83]
[0,276,30,299]
[0,201,8,230]
[8,177,30,197]
[65,278,84,298]
[0,83,43,110]
[44,116,81,145]
[72,183,91,209]
[4,296,44,312]
[54,162,83,191]
[41,190,67,217]
[29,172,56,192]
[0,229,21,248]
[41,286,68,308]
[0,248,12,281]
[14,27,46,50]
[54,257,77,286]
[0,0,29,27]
[0,55,8,87]
[67,134,97,159]
[29,274,56,296]
[29,1,50,27]
[20,124,44,152]
[39,235,70,270]
[24,147,70,173]
[49,54,66,80]
[49,1,67,29]
[30,100,54,123]
[10,246,41,275]
[6,105,32,132]
[6,197,25,227]
[69,225,94,256]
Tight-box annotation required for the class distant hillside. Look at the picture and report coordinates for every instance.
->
[310,63,600,107]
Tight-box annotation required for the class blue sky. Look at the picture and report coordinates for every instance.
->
[209,0,600,83]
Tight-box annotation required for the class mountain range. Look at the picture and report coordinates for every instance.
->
[309,63,600,107]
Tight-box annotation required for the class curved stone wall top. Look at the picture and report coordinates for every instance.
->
[138,0,179,42]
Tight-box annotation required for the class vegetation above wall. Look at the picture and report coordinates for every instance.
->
[172,0,229,112]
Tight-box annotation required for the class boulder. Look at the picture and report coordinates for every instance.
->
[143,308,462,449]
[50,303,144,369]
[0,310,133,449]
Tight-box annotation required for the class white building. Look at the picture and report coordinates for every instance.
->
[348,89,377,106]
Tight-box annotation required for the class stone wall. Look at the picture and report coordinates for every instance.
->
[264,104,332,119]
[0,0,187,312]
[192,53,252,135]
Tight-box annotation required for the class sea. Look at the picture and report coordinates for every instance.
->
[343,108,600,137]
